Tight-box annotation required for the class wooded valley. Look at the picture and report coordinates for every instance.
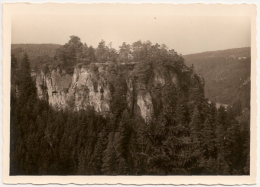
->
[10,36,250,175]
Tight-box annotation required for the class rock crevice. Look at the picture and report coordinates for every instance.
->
[36,63,204,121]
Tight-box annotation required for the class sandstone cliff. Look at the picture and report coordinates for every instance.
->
[36,62,204,122]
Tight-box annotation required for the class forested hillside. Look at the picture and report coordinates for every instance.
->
[184,47,250,110]
[11,44,60,70]
[10,37,250,175]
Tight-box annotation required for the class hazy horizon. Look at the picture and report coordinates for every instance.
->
[11,6,251,55]
[10,42,251,55]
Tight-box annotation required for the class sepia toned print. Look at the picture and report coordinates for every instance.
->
[3,3,257,185]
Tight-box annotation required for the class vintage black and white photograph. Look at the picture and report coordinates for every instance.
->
[3,2,257,184]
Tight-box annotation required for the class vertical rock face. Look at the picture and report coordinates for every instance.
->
[137,92,153,122]
[36,66,72,109]
[35,62,204,122]
[71,64,112,113]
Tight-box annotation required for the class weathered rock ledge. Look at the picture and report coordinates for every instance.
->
[36,62,204,122]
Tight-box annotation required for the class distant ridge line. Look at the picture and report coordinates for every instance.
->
[184,47,251,56]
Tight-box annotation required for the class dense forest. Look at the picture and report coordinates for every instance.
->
[10,36,250,175]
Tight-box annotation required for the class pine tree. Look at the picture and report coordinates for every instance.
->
[10,54,19,175]
[102,132,117,174]
[119,42,132,63]
[91,129,108,174]
[95,40,110,63]
[224,123,244,174]
[17,53,37,106]
[113,112,132,174]
[189,106,204,174]
[11,53,39,174]
[201,118,215,158]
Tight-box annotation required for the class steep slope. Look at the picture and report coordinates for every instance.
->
[35,62,204,121]
[184,47,250,109]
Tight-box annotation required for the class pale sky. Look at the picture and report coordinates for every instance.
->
[11,4,251,55]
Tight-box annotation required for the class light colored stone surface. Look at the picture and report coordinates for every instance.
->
[137,92,153,122]
[35,63,203,122]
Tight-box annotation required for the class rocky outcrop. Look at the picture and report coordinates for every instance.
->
[35,62,204,122]
[36,66,72,109]
[71,64,112,113]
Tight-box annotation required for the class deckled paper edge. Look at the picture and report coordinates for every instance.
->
[2,2,258,185]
